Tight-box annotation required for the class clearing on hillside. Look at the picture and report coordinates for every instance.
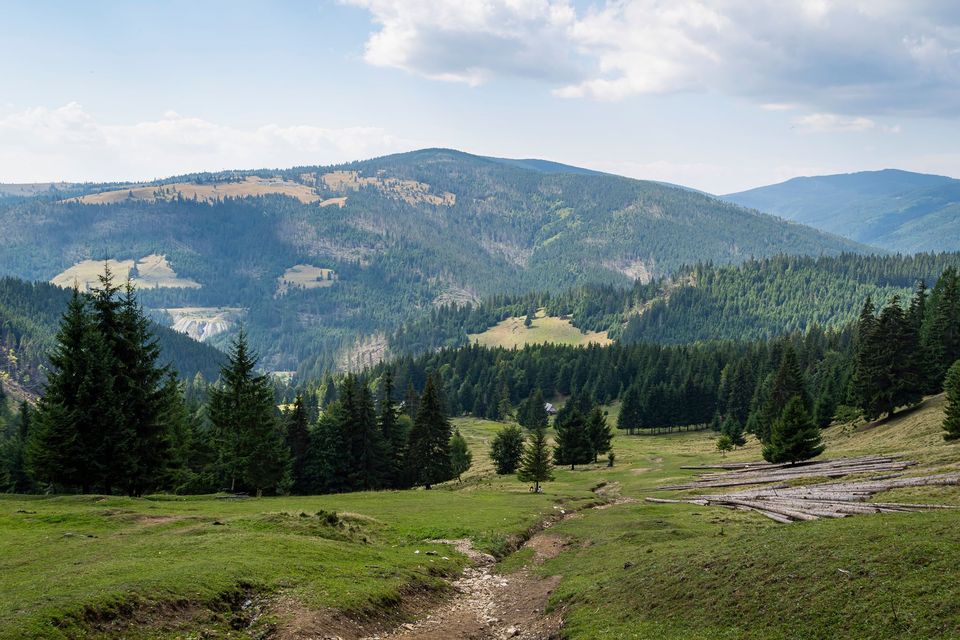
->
[320,170,456,206]
[51,255,201,291]
[66,176,323,205]
[276,264,337,296]
[469,310,611,349]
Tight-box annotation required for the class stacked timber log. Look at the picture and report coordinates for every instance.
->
[648,455,960,523]
[659,455,914,491]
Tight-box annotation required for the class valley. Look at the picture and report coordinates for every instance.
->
[2,396,958,639]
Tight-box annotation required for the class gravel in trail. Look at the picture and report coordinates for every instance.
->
[362,485,636,640]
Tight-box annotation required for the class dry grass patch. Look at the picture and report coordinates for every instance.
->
[51,255,201,291]
[277,265,337,296]
[67,176,323,205]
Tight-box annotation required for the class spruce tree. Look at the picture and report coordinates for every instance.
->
[518,388,548,431]
[490,423,524,474]
[758,345,810,443]
[762,397,825,464]
[449,429,472,482]
[517,423,553,492]
[617,384,643,434]
[721,415,746,448]
[286,395,311,494]
[378,370,406,488]
[943,360,960,441]
[553,408,592,470]
[406,375,453,489]
[350,380,388,490]
[208,329,290,496]
[28,288,97,492]
[924,268,960,388]
[586,406,613,463]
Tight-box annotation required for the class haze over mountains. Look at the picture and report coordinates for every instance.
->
[724,169,960,254]
[0,148,866,373]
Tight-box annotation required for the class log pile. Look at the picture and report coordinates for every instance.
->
[649,456,960,523]
[660,455,914,490]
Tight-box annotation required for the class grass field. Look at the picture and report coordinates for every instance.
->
[51,255,201,292]
[469,310,612,349]
[276,265,336,296]
[2,397,960,638]
[67,177,323,205]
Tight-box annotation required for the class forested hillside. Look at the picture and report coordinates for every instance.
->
[724,169,960,253]
[0,277,224,393]
[393,252,960,354]
[0,149,866,372]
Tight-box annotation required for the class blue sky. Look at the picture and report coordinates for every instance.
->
[1,0,958,193]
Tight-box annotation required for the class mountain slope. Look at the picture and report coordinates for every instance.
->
[0,149,868,372]
[0,277,224,393]
[724,169,960,252]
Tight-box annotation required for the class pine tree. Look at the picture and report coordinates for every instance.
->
[762,397,825,464]
[116,279,170,496]
[518,388,548,431]
[758,345,810,443]
[517,424,553,492]
[406,375,453,489]
[449,429,472,482]
[28,288,97,492]
[208,329,290,496]
[716,434,733,457]
[553,408,592,470]
[586,406,613,463]
[617,384,643,434]
[349,380,388,490]
[720,415,746,447]
[490,423,524,474]
[943,360,960,441]
[286,395,311,494]
[378,370,406,488]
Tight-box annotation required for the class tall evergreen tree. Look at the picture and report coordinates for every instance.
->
[348,378,388,491]
[553,407,592,470]
[943,360,960,441]
[490,423,524,474]
[286,395,311,494]
[924,268,960,388]
[208,329,290,496]
[517,423,553,492]
[517,388,548,431]
[617,384,643,434]
[406,375,453,489]
[586,406,613,463]
[28,288,100,492]
[762,396,825,464]
[758,345,810,443]
[378,370,406,488]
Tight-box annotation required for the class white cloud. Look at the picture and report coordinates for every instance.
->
[344,0,582,86]
[791,113,900,134]
[0,104,418,182]
[348,0,960,115]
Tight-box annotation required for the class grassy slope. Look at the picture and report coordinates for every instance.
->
[2,398,960,638]
[469,310,612,349]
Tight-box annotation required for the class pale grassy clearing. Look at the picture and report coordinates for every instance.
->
[276,265,337,296]
[51,255,201,291]
[320,170,456,207]
[67,176,323,205]
[469,310,612,349]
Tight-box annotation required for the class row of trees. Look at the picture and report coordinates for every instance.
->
[13,270,470,496]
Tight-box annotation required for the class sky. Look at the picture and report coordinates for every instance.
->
[1,0,958,193]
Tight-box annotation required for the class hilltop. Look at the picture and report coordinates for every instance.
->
[724,169,960,253]
[0,149,867,372]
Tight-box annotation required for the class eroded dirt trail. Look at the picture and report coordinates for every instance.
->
[362,485,635,640]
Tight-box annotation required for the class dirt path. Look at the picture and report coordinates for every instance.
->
[360,485,635,640]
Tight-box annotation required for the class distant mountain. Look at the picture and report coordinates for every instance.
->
[0,148,867,373]
[724,169,960,252]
